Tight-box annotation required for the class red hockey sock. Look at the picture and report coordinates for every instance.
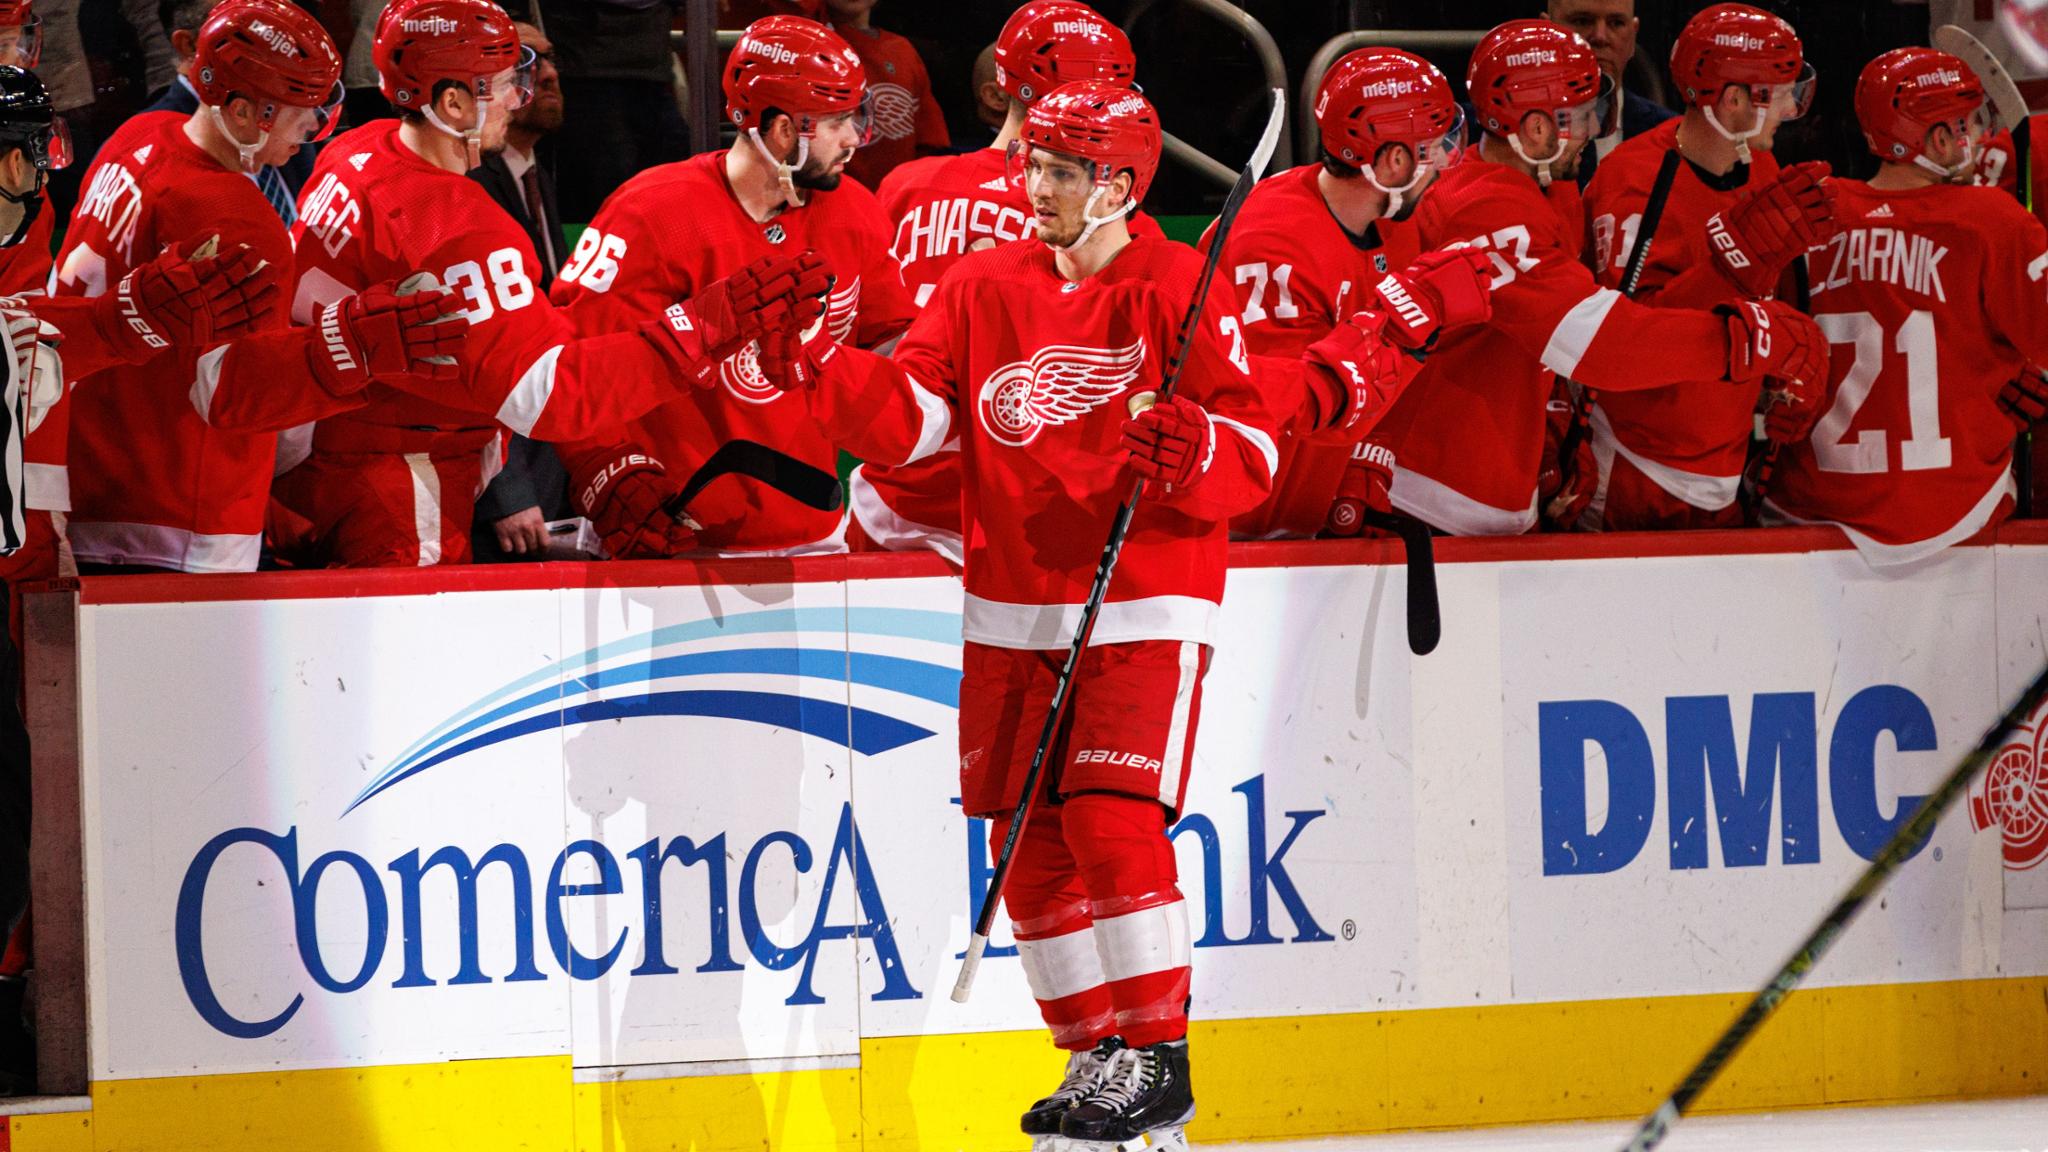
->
[995,809,1114,1051]
[1062,793,1191,1049]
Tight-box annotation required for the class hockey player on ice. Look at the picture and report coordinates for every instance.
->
[1763,47,2048,564]
[1579,3,1837,531]
[1207,46,1493,541]
[733,78,1478,1150]
[550,14,915,559]
[851,0,1160,564]
[1366,19,1832,537]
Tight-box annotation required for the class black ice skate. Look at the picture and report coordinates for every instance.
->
[1022,1037,1123,1149]
[1059,1038,1194,1151]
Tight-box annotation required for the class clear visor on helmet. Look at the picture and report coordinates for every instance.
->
[1410,107,1466,172]
[1748,60,1818,122]
[481,46,538,112]
[810,92,876,148]
[308,79,346,144]
[1950,97,1999,149]
[36,115,69,171]
[0,12,41,70]
[1556,72,1617,143]
[1005,140,1102,198]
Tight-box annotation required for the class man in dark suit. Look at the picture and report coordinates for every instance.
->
[138,0,317,221]
[1546,0,1675,187]
[469,19,574,562]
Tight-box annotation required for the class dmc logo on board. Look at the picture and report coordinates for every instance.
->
[1537,685,1951,875]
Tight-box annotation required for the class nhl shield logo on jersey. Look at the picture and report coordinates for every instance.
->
[1970,699,2048,871]
[764,222,786,244]
[977,339,1148,447]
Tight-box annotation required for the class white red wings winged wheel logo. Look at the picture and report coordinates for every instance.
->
[977,338,1148,447]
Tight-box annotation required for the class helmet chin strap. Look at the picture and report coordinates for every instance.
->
[1702,107,1763,165]
[1913,142,1976,183]
[1043,184,1134,252]
[1364,160,1430,220]
[206,103,271,173]
[1504,131,1567,188]
[748,127,812,208]
[424,97,489,171]
[0,174,43,249]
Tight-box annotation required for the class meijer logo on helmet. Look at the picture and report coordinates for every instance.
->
[1504,49,1558,68]
[1107,95,1147,117]
[400,16,459,36]
[1913,69,1964,88]
[1358,78,1419,99]
[1051,19,1104,37]
[747,39,801,66]
[1712,34,1766,52]
[251,19,298,57]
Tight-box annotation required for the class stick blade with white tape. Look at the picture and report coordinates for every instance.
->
[1934,24,2030,132]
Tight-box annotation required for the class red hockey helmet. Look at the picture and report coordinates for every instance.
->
[1314,47,1462,172]
[192,0,344,138]
[1855,47,1994,176]
[375,0,533,115]
[724,15,870,140]
[1466,20,1609,183]
[1011,79,1161,203]
[1669,5,1813,118]
[0,0,41,70]
[992,2,1136,105]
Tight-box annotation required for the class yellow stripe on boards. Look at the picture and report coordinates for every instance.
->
[11,977,2045,1151]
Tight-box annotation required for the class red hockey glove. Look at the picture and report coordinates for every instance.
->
[1301,310,1406,435]
[1538,392,1596,529]
[1705,161,1838,298]
[650,251,833,388]
[1322,441,1394,537]
[96,237,281,362]
[574,449,698,560]
[1120,393,1214,493]
[306,277,470,397]
[1370,248,1494,351]
[1999,364,2048,431]
[1722,300,1828,390]
[755,291,838,392]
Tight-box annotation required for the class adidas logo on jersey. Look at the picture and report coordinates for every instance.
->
[1712,33,1765,51]
[1913,68,1964,88]
[401,16,459,35]
[1357,77,1420,98]
[130,144,153,165]
[349,153,370,170]
[745,39,801,66]
[1504,49,1558,67]
[1051,19,1104,37]
[979,175,1009,191]
[1867,203,1894,218]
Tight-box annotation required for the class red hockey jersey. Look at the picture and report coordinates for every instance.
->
[1582,120,1782,509]
[57,116,294,572]
[196,119,708,446]
[856,149,1166,558]
[835,21,949,193]
[1374,158,1745,535]
[1204,162,1422,538]
[812,233,1279,650]
[41,113,185,516]
[1767,180,2048,563]
[0,208,52,297]
[553,150,917,553]
[1976,114,2047,225]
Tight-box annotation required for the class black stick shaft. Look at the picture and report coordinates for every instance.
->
[1619,659,2048,1152]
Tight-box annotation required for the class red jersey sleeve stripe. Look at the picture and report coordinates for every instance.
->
[1540,286,1623,378]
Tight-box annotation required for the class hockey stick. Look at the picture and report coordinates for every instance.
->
[950,89,1287,1004]
[1359,509,1438,655]
[1552,149,1683,515]
[664,438,843,518]
[1617,658,2048,1152]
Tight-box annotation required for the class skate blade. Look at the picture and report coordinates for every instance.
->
[1031,1136,1074,1152]
[1065,1123,1190,1152]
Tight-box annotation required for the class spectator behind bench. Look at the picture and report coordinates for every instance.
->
[826,0,946,190]
[1547,0,1673,173]
[536,0,685,221]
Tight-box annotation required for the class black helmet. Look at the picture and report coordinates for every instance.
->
[0,66,64,173]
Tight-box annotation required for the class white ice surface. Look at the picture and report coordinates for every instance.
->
[1209,1096,2048,1152]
